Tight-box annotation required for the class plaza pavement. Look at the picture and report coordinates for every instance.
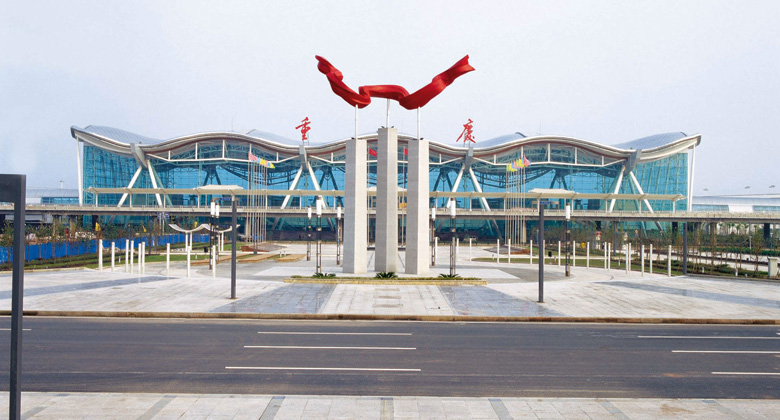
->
[1,242,779,419]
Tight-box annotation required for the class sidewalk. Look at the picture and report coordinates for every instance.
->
[1,242,778,419]
[2,393,779,420]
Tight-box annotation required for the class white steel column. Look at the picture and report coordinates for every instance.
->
[628,172,655,213]
[147,163,163,206]
[76,140,84,206]
[280,167,304,209]
[344,135,368,274]
[608,166,625,212]
[117,166,144,207]
[688,145,696,212]
[405,136,429,275]
[375,127,398,272]
[467,167,491,210]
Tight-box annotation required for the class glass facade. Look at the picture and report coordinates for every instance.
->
[76,128,697,238]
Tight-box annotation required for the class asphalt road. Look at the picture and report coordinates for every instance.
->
[0,318,778,398]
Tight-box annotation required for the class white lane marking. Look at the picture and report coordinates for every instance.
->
[245,345,416,350]
[712,372,780,376]
[0,328,31,331]
[673,350,780,354]
[226,366,421,372]
[258,332,412,336]
[639,336,780,340]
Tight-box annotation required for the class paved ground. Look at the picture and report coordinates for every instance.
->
[1,242,779,419]
[2,393,779,420]
[2,243,778,320]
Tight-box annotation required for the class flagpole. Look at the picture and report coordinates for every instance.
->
[417,107,420,141]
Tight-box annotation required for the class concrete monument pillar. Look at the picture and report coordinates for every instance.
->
[375,127,398,272]
[405,137,429,275]
[343,136,368,273]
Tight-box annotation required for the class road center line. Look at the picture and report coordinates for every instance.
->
[673,350,780,354]
[226,366,421,372]
[245,345,416,350]
[639,336,780,340]
[712,372,780,376]
[258,332,412,336]
[0,328,31,331]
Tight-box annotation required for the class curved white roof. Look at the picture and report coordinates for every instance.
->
[71,125,700,165]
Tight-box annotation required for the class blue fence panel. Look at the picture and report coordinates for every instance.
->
[0,233,203,264]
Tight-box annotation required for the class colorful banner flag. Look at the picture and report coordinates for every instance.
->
[258,158,275,169]
[369,148,377,157]
[248,151,259,162]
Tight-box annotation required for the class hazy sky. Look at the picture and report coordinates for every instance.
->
[1,0,778,195]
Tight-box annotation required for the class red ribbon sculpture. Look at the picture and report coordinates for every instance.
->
[316,55,474,109]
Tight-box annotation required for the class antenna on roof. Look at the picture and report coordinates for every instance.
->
[59,180,64,189]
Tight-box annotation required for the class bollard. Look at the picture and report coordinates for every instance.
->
[648,244,653,274]
[125,240,129,272]
[586,242,590,269]
[186,245,191,278]
[130,240,134,274]
[98,240,103,271]
[497,239,500,262]
[139,242,144,274]
[641,244,645,276]
[668,245,672,276]
[111,241,115,271]
[557,241,561,266]
[529,239,533,264]
[166,243,170,275]
[572,241,576,268]
[607,243,611,270]
[626,243,631,273]
[469,237,472,261]
[507,238,511,263]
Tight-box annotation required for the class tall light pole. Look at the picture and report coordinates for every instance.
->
[449,200,456,276]
[431,206,437,266]
[316,199,322,274]
[231,197,237,299]
[210,200,220,270]
[565,203,571,277]
[306,206,312,261]
[336,206,342,265]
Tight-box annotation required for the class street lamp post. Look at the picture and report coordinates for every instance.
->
[306,206,312,261]
[231,197,237,299]
[431,206,436,266]
[565,204,571,277]
[316,199,322,274]
[336,206,342,266]
[210,200,220,270]
[449,201,456,276]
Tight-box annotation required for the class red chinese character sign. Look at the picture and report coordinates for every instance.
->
[295,117,311,142]
[456,119,475,143]
[315,55,474,109]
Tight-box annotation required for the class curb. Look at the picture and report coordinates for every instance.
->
[284,278,487,286]
[3,310,777,325]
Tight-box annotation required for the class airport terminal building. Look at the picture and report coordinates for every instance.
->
[71,125,701,237]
